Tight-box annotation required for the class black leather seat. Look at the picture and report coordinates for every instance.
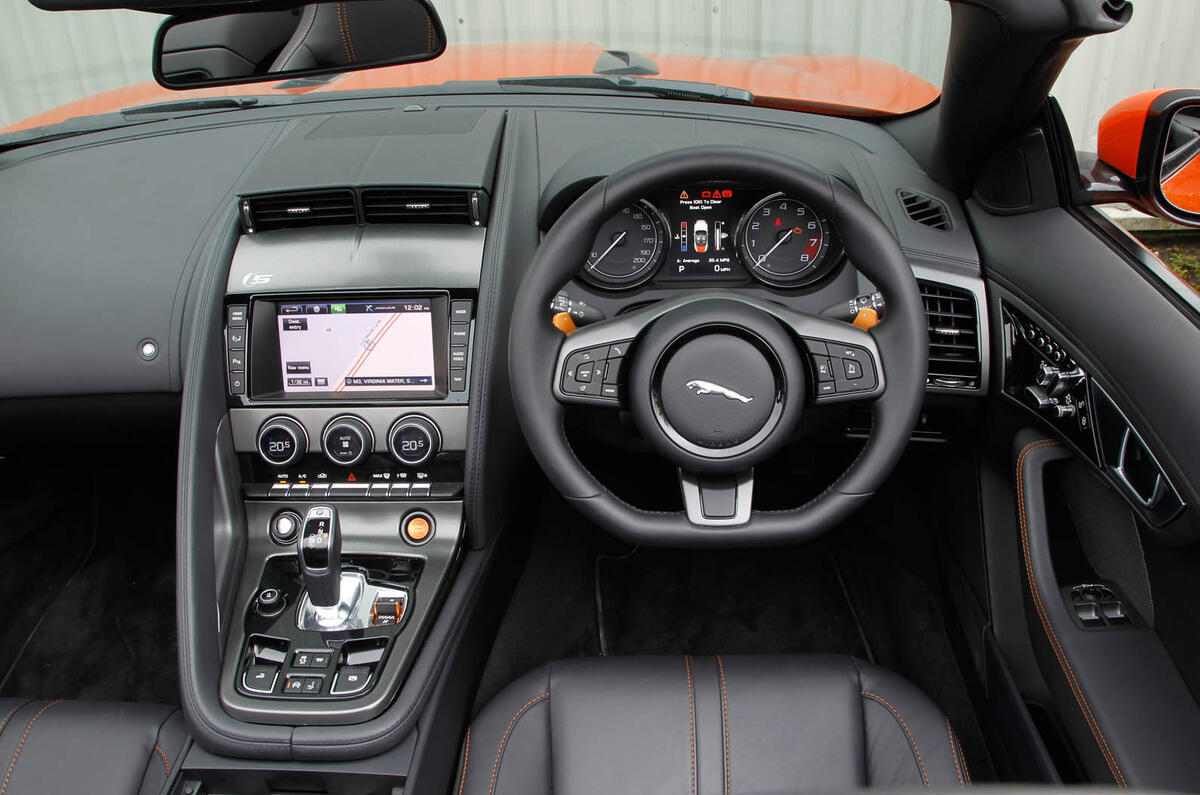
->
[0,699,187,795]
[457,655,970,794]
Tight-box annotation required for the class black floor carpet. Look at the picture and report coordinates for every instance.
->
[0,447,178,705]
[474,484,997,781]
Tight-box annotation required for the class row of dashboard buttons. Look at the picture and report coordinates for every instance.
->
[227,305,249,395]
[803,339,877,396]
[449,299,472,392]
[249,481,462,500]
[561,340,631,401]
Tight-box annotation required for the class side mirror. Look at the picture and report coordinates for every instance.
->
[153,0,445,89]
[1097,89,1200,226]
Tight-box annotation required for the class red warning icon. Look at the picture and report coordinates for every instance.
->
[347,472,357,482]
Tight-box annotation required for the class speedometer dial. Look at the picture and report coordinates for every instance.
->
[739,195,837,287]
[579,200,668,289]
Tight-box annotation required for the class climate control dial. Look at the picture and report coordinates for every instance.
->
[322,415,374,467]
[256,416,308,467]
[388,415,441,467]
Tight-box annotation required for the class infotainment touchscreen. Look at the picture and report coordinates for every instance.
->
[276,299,436,393]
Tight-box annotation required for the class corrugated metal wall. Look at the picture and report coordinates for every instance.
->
[1,0,1197,151]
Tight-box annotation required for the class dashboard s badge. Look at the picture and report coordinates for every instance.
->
[242,272,273,287]
[686,380,753,404]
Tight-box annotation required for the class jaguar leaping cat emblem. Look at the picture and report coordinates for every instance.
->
[686,380,754,403]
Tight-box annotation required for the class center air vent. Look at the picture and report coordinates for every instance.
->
[242,190,357,233]
[919,280,980,390]
[362,188,487,226]
[898,189,952,231]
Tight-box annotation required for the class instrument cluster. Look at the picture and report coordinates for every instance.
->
[579,183,843,290]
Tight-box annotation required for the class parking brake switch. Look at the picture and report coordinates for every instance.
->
[298,506,341,607]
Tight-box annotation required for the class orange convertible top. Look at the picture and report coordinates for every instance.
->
[4,41,939,134]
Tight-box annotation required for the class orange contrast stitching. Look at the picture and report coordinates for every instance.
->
[336,4,353,64]
[457,726,470,795]
[716,655,731,795]
[685,656,696,795]
[0,703,25,736]
[342,3,356,63]
[955,730,972,785]
[488,693,548,795]
[1016,439,1127,787]
[1,700,63,795]
[153,744,170,777]
[861,691,929,787]
[945,717,963,786]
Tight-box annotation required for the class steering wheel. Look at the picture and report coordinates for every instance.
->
[509,147,927,546]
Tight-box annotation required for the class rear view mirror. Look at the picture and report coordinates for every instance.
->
[1097,89,1200,227]
[153,0,445,89]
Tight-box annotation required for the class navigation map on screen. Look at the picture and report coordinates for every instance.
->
[277,299,436,393]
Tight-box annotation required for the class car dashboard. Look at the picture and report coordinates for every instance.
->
[0,91,993,753]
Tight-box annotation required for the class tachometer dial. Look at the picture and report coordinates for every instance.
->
[579,200,668,289]
[739,195,837,287]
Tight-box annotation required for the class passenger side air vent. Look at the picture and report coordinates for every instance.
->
[898,189,952,231]
[361,187,488,226]
[242,190,357,233]
[919,280,980,389]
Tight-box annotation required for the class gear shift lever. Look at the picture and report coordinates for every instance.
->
[298,506,341,607]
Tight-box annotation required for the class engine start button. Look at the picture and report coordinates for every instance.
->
[401,512,434,544]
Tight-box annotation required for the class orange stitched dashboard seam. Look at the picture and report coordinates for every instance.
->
[457,726,470,795]
[684,656,696,795]
[716,655,731,795]
[945,717,963,786]
[488,693,548,795]
[154,744,170,776]
[1,700,62,795]
[861,691,929,787]
[0,704,24,737]
[1016,439,1127,787]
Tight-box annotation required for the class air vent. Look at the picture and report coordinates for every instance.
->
[919,280,980,390]
[898,189,952,231]
[362,187,487,226]
[242,190,357,233]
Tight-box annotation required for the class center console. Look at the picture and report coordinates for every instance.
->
[215,224,483,724]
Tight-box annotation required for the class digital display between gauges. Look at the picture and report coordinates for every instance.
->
[657,187,741,281]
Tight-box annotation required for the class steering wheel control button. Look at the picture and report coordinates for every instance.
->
[812,356,835,381]
[322,416,373,467]
[561,341,631,402]
[256,417,308,467]
[402,511,434,545]
[269,510,302,545]
[388,415,442,466]
[255,588,285,618]
[843,359,863,379]
[659,334,776,450]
